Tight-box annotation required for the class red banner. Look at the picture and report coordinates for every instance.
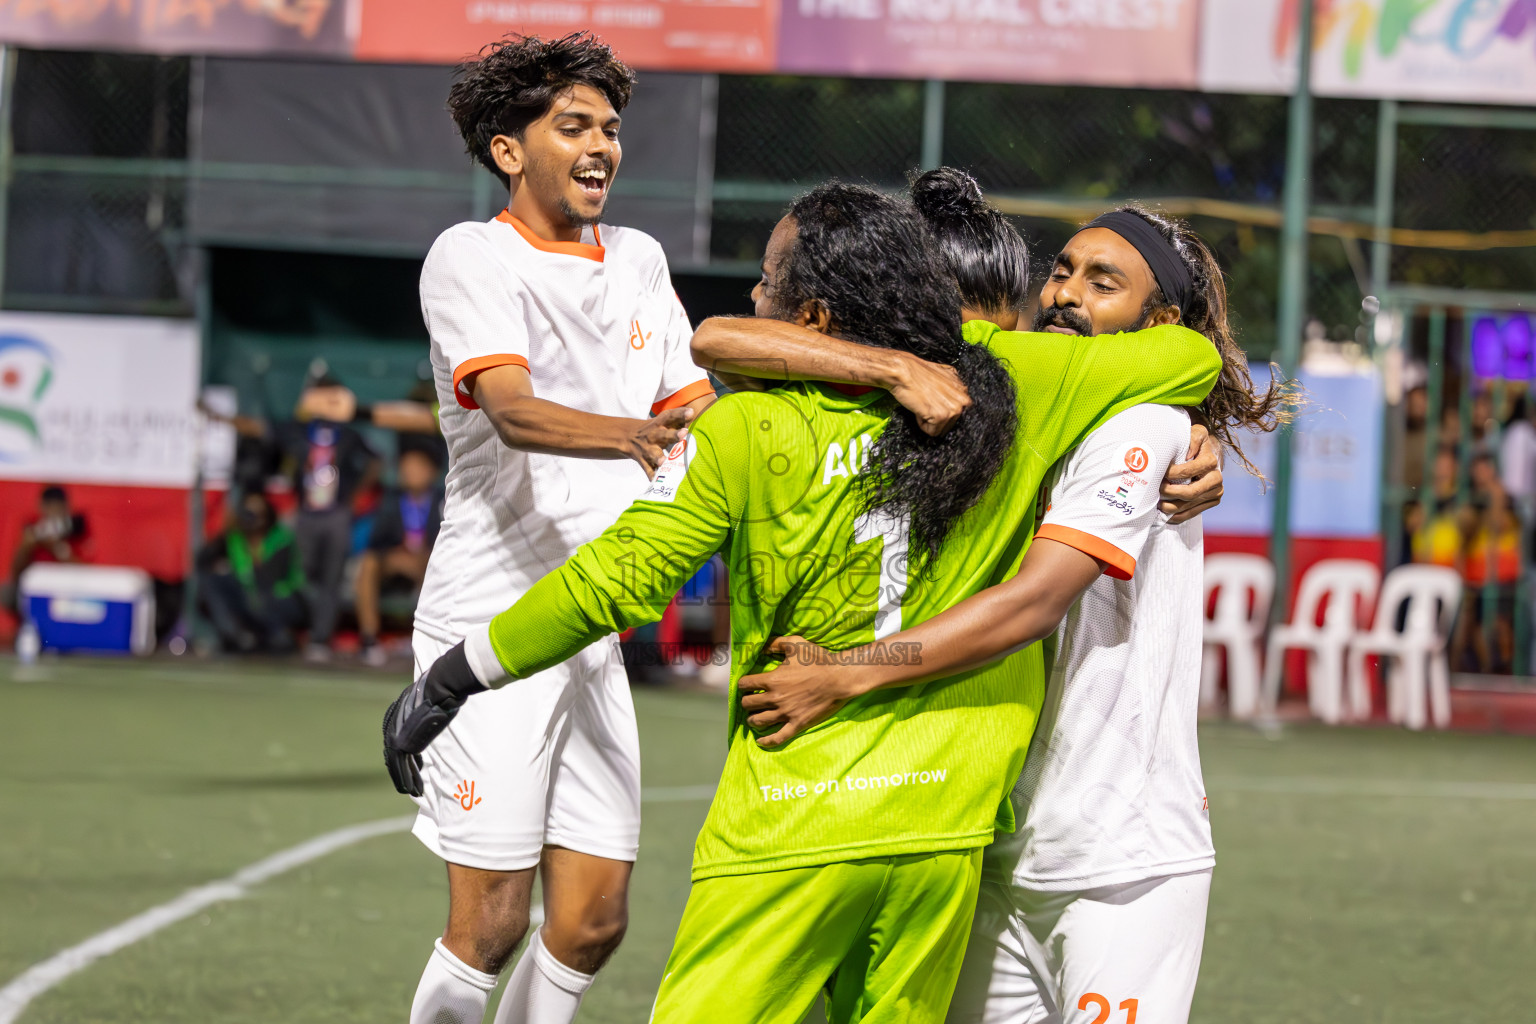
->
[778,0,1199,88]
[0,0,1197,89]
[0,0,350,56]
[354,0,778,71]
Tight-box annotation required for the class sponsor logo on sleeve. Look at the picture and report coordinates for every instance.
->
[1095,490,1135,516]
[1095,443,1154,516]
[641,434,698,503]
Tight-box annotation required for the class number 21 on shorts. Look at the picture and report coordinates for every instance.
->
[1078,994,1138,1024]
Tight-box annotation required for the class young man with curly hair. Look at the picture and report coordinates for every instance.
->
[395,33,716,1024]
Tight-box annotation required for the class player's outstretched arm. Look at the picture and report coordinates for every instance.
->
[379,503,723,792]
[740,538,1103,748]
[380,406,740,787]
[472,362,698,477]
[690,317,970,436]
[382,641,491,795]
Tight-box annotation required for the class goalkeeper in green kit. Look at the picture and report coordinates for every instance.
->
[384,182,1221,1023]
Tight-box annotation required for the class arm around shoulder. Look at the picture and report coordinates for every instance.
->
[483,408,740,683]
[738,538,1104,747]
[690,317,910,389]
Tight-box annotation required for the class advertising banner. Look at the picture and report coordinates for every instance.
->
[0,0,350,57]
[1204,363,1384,538]
[354,0,777,71]
[3,1,1528,107]
[778,0,1199,86]
[0,312,207,488]
[1200,0,1536,105]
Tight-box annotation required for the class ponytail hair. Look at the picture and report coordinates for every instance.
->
[910,167,1030,316]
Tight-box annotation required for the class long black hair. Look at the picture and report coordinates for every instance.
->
[774,182,1018,569]
[447,33,636,189]
[1112,205,1296,476]
[910,167,1030,315]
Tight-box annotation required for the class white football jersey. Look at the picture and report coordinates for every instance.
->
[987,403,1214,891]
[413,213,712,644]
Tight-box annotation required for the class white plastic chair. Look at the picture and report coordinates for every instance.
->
[1262,559,1381,723]
[1201,554,1275,719]
[1347,565,1462,730]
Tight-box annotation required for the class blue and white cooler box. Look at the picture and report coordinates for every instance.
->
[18,563,155,655]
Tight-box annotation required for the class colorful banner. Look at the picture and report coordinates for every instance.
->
[0,0,350,57]
[0,312,210,488]
[777,0,1199,86]
[1200,0,1536,105]
[353,0,777,71]
[1,1,1530,103]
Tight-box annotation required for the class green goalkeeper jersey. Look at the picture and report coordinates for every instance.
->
[485,320,1220,880]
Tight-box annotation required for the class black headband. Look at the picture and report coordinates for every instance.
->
[1084,211,1193,317]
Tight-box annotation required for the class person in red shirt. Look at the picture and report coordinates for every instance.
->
[5,485,89,614]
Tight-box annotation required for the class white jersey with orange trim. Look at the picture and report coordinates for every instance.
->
[987,402,1214,892]
[413,212,713,644]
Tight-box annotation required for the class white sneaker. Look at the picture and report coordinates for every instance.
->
[304,642,332,664]
[361,643,388,668]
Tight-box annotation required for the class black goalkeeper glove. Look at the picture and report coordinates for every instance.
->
[382,640,488,796]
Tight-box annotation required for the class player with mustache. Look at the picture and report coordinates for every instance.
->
[739,200,1288,1024]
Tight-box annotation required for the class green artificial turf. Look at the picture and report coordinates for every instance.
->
[2,658,1533,1022]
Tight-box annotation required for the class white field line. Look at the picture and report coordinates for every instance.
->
[1209,775,1536,801]
[0,783,718,1024]
[0,815,413,1024]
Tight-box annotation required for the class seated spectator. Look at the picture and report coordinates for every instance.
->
[197,492,306,654]
[355,443,444,666]
[4,485,89,614]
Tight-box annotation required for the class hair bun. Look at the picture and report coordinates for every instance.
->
[910,166,988,222]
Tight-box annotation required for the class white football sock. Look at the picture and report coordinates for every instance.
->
[491,929,595,1024]
[410,937,499,1024]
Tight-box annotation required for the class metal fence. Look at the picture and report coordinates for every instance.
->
[2,50,193,314]
[710,77,1406,358]
[4,46,1536,673]
[1,49,1530,354]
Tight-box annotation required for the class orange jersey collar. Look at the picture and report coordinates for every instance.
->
[497,210,604,262]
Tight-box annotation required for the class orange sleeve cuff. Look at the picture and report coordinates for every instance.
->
[1035,524,1137,581]
[452,354,529,410]
[651,378,715,416]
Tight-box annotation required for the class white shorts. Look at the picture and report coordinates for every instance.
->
[946,869,1212,1024]
[409,630,641,872]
